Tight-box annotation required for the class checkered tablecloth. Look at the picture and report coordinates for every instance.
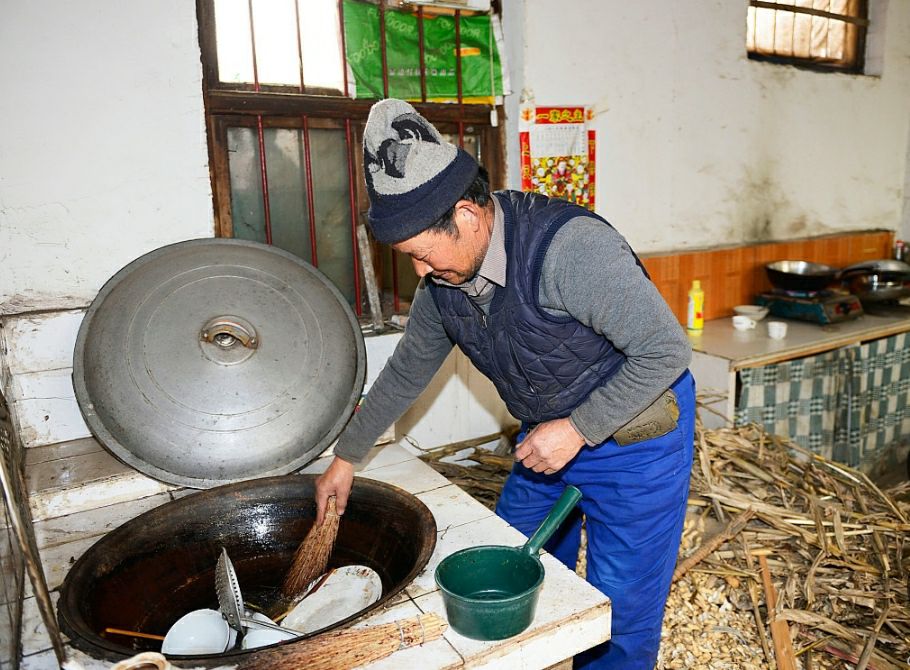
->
[736,332,910,468]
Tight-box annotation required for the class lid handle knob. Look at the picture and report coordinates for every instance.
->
[201,317,259,350]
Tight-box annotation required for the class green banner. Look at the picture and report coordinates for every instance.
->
[343,0,504,102]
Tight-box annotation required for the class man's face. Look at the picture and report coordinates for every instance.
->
[392,201,488,285]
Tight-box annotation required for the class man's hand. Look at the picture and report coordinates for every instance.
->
[514,418,586,474]
[314,456,355,525]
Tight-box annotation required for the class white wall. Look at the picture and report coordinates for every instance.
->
[902,130,910,243]
[507,1,910,253]
[3,2,909,460]
[0,1,214,314]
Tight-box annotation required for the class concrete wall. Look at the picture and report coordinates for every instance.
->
[0,1,214,314]
[507,0,910,252]
[2,2,909,458]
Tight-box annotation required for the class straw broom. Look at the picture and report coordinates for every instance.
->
[283,495,341,599]
[237,613,447,670]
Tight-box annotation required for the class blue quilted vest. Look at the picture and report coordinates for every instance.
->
[428,191,649,423]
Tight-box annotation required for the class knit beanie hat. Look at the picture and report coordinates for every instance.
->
[363,99,479,245]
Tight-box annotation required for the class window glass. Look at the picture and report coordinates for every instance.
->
[199,0,505,316]
[746,0,867,73]
[227,125,355,303]
[214,0,344,90]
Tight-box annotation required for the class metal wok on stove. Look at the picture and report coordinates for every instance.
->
[765,260,839,293]
[57,475,437,666]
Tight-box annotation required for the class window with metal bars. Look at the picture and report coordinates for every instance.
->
[196,0,505,320]
[746,0,868,73]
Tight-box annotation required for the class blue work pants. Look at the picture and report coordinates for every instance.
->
[495,371,695,670]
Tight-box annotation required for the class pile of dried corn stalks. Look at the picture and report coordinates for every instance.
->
[420,418,910,670]
[677,423,910,670]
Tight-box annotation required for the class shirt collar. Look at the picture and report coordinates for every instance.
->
[481,196,507,287]
[431,196,506,292]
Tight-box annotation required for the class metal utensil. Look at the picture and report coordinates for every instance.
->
[215,548,244,631]
[215,548,301,638]
[844,273,910,302]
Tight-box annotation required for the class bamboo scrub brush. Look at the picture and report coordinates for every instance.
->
[237,613,447,670]
[283,495,341,599]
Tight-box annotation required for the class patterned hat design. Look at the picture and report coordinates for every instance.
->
[363,99,479,244]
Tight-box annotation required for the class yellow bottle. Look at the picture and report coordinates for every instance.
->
[687,280,704,331]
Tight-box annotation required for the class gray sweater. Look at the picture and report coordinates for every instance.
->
[334,215,692,464]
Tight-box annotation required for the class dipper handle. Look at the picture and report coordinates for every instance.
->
[522,485,582,556]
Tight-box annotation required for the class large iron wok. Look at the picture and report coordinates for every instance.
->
[61,239,437,667]
[57,475,437,667]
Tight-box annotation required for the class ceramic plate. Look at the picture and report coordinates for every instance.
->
[281,565,382,634]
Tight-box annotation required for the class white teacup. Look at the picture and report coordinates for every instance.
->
[732,315,756,331]
[767,321,788,339]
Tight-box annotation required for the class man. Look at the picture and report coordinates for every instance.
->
[315,98,694,670]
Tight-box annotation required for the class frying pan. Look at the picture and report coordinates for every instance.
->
[839,260,910,302]
[765,260,839,292]
[434,485,582,641]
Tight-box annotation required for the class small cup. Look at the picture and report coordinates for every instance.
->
[732,315,757,331]
[767,321,788,339]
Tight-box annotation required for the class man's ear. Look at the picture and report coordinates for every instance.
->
[455,200,481,233]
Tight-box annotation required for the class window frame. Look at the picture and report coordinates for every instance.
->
[196,0,506,315]
[746,0,869,75]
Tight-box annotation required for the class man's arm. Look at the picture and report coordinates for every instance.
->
[515,216,691,473]
[315,281,454,522]
[542,216,691,443]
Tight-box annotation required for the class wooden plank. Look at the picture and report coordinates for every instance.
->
[357,223,384,332]
[759,554,797,670]
[206,90,495,124]
[24,438,102,467]
[28,469,176,523]
[31,492,173,550]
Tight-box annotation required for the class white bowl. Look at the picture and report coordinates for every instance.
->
[733,305,769,321]
[161,608,232,656]
[241,627,299,649]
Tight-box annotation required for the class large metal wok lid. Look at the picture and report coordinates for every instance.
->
[73,239,365,488]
